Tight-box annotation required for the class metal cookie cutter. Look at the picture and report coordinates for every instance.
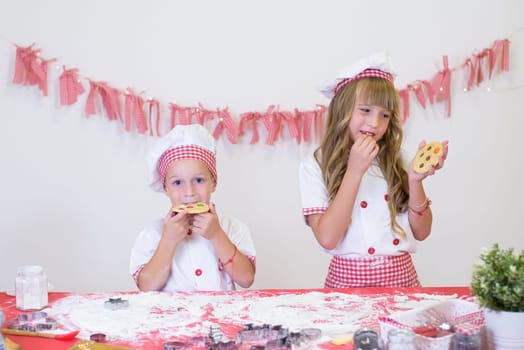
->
[163,336,207,350]
[209,324,223,343]
[237,323,288,343]
[207,340,238,350]
[103,297,129,310]
[90,333,107,343]
[7,311,58,332]
[163,341,192,350]
[237,323,321,349]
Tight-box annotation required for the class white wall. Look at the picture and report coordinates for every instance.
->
[0,0,523,292]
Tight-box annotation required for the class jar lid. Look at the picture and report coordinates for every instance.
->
[17,265,45,275]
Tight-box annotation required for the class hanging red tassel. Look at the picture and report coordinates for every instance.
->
[407,80,433,109]
[431,56,452,117]
[59,67,85,105]
[195,103,214,126]
[475,49,492,86]
[213,107,238,144]
[462,58,475,91]
[490,39,510,76]
[168,103,195,130]
[300,105,326,143]
[279,110,301,144]
[146,98,161,137]
[239,111,263,144]
[124,88,147,134]
[262,105,282,145]
[315,105,326,141]
[13,44,54,96]
[398,89,410,123]
[85,80,122,120]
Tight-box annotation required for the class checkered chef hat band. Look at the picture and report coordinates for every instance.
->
[159,145,217,187]
[333,68,394,97]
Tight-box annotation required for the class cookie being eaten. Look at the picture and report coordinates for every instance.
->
[172,202,210,214]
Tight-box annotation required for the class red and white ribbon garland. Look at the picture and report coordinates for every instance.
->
[9,35,513,144]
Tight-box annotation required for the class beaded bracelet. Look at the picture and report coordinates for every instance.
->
[409,198,432,216]
[414,197,429,209]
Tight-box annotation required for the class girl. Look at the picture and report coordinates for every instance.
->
[130,124,256,291]
[299,52,448,288]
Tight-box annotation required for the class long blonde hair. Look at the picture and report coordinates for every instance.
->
[314,78,409,237]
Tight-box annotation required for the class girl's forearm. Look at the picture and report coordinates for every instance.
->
[408,180,433,240]
[312,170,362,250]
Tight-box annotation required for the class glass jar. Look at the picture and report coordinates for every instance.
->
[353,328,383,350]
[451,331,482,350]
[15,265,48,311]
[0,309,6,350]
[387,329,416,350]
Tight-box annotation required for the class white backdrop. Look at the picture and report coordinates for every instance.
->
[0,0,523,292]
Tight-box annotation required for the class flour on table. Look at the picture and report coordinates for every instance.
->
[47,291,460,347]
[48,291,375,345]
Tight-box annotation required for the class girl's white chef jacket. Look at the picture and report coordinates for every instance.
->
[299,155,418,257]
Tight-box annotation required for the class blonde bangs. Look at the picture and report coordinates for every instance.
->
[355,79,399,116]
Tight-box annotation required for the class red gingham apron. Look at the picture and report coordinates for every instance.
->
[324,253,421,288]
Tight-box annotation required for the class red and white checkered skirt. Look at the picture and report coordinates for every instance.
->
[324,253,421,288]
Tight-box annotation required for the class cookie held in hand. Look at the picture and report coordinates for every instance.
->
[172,202,210,214]
[413,141,443,173]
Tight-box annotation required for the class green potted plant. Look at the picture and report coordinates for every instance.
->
[470,243,524,349]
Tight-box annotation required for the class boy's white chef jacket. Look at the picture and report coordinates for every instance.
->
[130,215,256,291]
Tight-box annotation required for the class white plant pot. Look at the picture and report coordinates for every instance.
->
[483,308,524,350]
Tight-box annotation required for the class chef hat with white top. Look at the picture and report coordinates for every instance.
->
[147,124,217,192]
[320,51,397,99]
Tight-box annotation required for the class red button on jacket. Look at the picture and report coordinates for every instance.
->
[360,201,368,208]
[195,269,202,276]
[368,247,375,255]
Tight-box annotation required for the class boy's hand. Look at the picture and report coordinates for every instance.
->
[162,209,190,244]
[191,203,222,240]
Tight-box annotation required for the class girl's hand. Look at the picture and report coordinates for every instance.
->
[162,209,190,244]
[408,140,449,181]
[348,134,379,175]
[191,203,221,240]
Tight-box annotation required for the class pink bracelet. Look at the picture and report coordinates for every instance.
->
[219,245,238,269]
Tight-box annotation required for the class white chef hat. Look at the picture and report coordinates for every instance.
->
[320,51,397,99]
[147,124,217,192]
